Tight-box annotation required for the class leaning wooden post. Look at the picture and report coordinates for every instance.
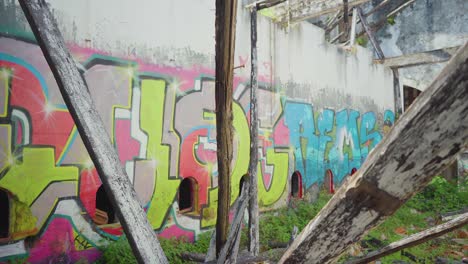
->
[215,0,238,256]
[356,7,384,59]
[248,4,260,257]
[346,212,468,264]
[279,43,468,264]
[18,0,167,263]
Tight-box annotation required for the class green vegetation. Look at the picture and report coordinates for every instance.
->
[94,176,467,263]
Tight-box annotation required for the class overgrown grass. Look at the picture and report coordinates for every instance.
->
[95,176,467,263]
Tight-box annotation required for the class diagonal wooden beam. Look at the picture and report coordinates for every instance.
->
[346,212,468,264]
[357,7,384,59]
[279,42,468,264]
[17,0,168,263]
[375,46,461,69]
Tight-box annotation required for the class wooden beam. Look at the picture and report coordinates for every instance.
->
[278,43,468,264]
[17,0,168,263]
[375,46,461,69]
[346,212,468,264]
[217,178,250,263]
[339,0,349,42]
[275,0,372,25]
[357,0,417,38]
[248,5,260,257]
[215,0,238,256]
[357,7,385,59]
[349,8,358,46]
[392,68,403,118]
[247,0,287,10]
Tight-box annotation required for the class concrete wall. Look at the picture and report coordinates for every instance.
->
[375,0,468,92]
[0,0,394,262]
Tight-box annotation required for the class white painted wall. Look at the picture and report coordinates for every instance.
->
[44,0,394,111]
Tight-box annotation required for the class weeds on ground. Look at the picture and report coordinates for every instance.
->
[95,176,467,263]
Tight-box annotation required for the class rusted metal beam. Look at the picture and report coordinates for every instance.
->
[248,5,260,257]
[215,0,238,256]
[17,0,168,263]
[346,212,468,264]
[279,43,468,263]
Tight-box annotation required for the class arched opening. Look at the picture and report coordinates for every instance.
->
[403,85,422,112]
[291,171,303,198]
[94,185,117,225]
[178,177,198,213]
[351,168,357,176]
[0,189,9,239]
[324,170,335,194]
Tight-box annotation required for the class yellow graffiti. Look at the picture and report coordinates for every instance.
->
[140,79,180,230]
[9,196,38,240]
[0,124,11,172]
[201,103,254,227]
[258,148,288,206]
[0,68,10,117]
[0,148,78,206]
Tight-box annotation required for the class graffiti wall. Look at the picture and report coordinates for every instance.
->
[0,36,394,262]
[0,0,396,262]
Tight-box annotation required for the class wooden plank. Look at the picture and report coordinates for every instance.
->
[246,0,287,11]
[357,7,385,59]
[346,212,468,264]
[275,0,372,25]
[278,42,468,264]
[339,0,350,42]
[215,0,238,256]
[349,8,358,46]
[365,0,394,17]
[248,5,260,257]
[17,1,168,263]
[357,0,417,38]
[205,231,217,262]
[217,179,251,263]
[375,46,461,69]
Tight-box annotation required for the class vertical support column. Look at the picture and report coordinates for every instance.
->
[349,8,358,46]
[215,0,238,256]
[18,0,167,263]
[340,0,349,42]
[392,68,403,117]
[248,5,260,257]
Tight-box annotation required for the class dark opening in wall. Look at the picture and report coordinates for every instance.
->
[179,177,198,213]
[324,170,335,194]
[94,185,117,225]
[291,171,303,198]
[403,85,422,112]
[0,189,9,239]
[351,168,357,175]
[239,175,247,197]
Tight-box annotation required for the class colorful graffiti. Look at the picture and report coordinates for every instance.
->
[0,37,393,262]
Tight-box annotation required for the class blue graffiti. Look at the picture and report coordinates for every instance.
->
[284,101,393,188]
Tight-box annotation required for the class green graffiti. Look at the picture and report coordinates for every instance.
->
[140,79,180,230]
[0,147,78,207]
